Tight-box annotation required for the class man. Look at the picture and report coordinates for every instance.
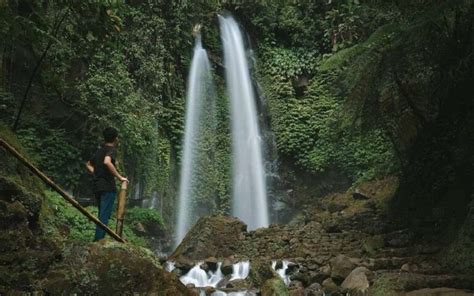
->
[86,127,128,241]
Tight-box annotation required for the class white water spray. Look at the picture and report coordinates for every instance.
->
[180,262,223,288]
[230,260,250,281]
[176,36,215,246]
[219,15,269,231]
[272,260,291,286]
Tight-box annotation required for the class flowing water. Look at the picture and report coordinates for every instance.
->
[219,15,269,231]
[272,260,291,285]
[171,259,292,295]
[178,261,255,295]
[175,36,215,246]
[230,260,250,281]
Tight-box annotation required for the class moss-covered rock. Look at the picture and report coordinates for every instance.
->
[42,240,190,295]
[170,215,247,263]
[248,260,278,288]
[261,277,289,296]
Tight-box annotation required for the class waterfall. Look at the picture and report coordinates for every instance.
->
[175,36,215,246]
[180,262,224,288]
[219,15,269,231]
[230,260,250,281]
[272,260,291,286]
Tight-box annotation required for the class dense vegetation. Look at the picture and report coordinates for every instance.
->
[1,0,473,243]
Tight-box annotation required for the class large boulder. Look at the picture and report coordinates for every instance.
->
[42,240,190,295]
[340,267,370,295]
[170,215,247,263]
[330,254,357,280]
[261,277,289,296]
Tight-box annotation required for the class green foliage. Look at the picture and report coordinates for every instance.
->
[44,190,148,247]
[324,0,369,52]
[260,46,319,79]
[126,207,164,227]
[16,127,83,188]
[259,44,398,182]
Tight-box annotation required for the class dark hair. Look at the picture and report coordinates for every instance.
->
[103,127,118,143]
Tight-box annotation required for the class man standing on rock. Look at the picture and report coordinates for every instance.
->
[86,127,128,241]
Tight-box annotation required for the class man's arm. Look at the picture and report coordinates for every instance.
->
[86,160,94,174]
[104,156,128,182]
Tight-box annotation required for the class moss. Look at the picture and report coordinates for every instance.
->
[370,274,403,296]
[261,277,289,296]
[0,124,45,195]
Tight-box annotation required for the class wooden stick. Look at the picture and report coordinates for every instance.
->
[115,181,128,237]
[0,138,125,243]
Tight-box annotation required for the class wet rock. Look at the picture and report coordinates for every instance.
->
[287,262,299,273]
[170,215,247,263]
[226,278,248,289]
[248,260,277,287]
[322,278,339,294]
[304,283,324,296]
[221,258,234,275]
[288,280,305,296]
[340,267,370,295]
[330,254,356,280]
[261,277,289,296]
[43,240,190,295]
[352,189,370,200]
[289,285,305,296]
[290,270,310,285]
[204,286,216,295]
[186,283,195,289]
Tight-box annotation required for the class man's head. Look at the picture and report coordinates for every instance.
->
[103,127,118,144]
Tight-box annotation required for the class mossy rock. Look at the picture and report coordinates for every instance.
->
[42,240,190,295]
[248,260,278,288]
[170,215,247,263]
[261,277,289,296]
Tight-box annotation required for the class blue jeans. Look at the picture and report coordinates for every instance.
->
[94,191,117,241]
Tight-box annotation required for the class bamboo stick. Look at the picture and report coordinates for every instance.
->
[115,180,128,237]
[0,138,125,243]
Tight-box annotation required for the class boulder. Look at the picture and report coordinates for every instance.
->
[322,278,339,294]
[304,283,324,296]
[340,267,370,295]
[330,254,357,280]
[221,258,234,275]
[261,277,289,296]
[248,260,278,287]
[42,240,190,295]
[170,215,247,263]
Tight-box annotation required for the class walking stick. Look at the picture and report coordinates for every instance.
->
[116,180,128,237]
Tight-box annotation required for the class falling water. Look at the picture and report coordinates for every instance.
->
[175,36,215,246]
[219,15,269,231]
[230,260,250,281]
[180,262,223,288]
[272,260,291,286]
